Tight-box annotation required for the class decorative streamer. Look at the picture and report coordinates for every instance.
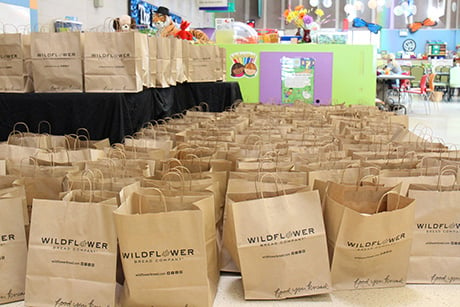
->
[407,18,438,33]
[352,17,382,34]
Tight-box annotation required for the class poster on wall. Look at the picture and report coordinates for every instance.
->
[229,52,258,78]
[281,56,315,104]
[259,52,333,105]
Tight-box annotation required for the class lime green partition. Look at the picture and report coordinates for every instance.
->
[219,43,376,106]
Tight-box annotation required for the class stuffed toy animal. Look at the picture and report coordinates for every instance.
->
[152,6,210,43]
[175,21,194,41]
[113,14,136,32]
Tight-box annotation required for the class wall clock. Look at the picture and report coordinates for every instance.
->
[402,38,416,52]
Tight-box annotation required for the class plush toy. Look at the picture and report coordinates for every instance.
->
[175,21,194,41]
[113,14,136,32]
[152,6,210,43]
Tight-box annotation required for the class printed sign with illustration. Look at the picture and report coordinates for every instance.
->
[281,56,315,104]
[230,52,258,78]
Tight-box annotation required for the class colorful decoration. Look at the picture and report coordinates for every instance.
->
[175,21,194,41]
[352,18,382,34]
[407,18,438,33]
[283,5,330,32]
[230,52,258,78]
[113,15,137,32]
[152,6,209,43]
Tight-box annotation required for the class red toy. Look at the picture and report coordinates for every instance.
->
[175,21,194,41]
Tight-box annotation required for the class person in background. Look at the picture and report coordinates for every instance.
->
[384,55,402,74]
[384,54,402,88]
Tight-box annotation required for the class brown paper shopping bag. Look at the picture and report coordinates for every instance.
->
[407,184,460,284]
[0,197,28,304]
[114,188,218,307]
[84,31,148,92]
[154,36,171,88]
[324,182,416,290]
[187,44,217,82]
[231,190,331,299]
[31,32,83,92]
[0,33,33,92]
[25,198,118,306]
[222,178,310,272]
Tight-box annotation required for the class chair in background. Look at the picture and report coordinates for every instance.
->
[401,65,411,74]
[428,73,441,110]
[433,65,450,96]
[410,65,424,88]
[401,74,431,114]
[447,66,460,101]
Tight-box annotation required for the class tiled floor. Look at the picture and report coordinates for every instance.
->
[5,96,460,307]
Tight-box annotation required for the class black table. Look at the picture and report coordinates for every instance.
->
[0,82,242,144]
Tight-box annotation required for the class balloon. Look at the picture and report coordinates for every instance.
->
[355,1,364,11]
[309,0,319,6]
[323,0,332,8]
[376,0,386,7]
[393,5,404,16]
[344,4,354,14]
[368,0,377,9]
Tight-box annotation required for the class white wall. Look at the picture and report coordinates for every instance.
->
[35,0,213,31]
[37,0,128,31]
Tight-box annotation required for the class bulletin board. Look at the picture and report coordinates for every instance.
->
[260,52,333,105]
[281,56,316,104]
[0,0,38,32]
[219,43,376,106]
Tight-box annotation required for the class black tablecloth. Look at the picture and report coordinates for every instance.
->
[0,82,242,144]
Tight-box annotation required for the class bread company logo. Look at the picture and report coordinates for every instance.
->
[1,234,15,242]
[35,52,77,58]
[346,233,406,250]
[40,237,109,253]
[0,54,18,59]
[246,228,316,246]
[89,53,131,59]
[121,248,196,264]
[0,233,15,246]
[417,223,460,233]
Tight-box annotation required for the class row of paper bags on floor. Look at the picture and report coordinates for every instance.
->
[0,32,225,93]
[2,176,460,306]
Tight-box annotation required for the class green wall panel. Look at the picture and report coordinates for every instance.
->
[218,43,377,106]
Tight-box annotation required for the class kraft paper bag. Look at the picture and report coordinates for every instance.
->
[175,39,186,83]
[0,33,33,92]
[30,32,83,92]
[84,31,148,92]
[154,36,171,88]
[217,46,226,81]
[407,184,460,284]
[114,188,218,307]
[231,190,332,299]
[222,178,310,272]
[0,197,28,304]
[25,198,118,306]
[168,37,177,86]
[377,173,456,196]
[0,184,28,226]
[187,44,217,82]
[324,182,415,290]
[147,35,157,88]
